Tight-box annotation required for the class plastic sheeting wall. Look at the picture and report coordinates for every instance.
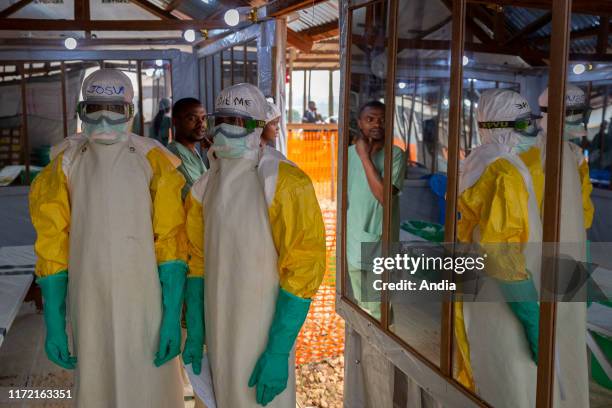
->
[0,69,84,151]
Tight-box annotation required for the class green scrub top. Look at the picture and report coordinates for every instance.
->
[150,116,172,146]
[346,144,406,270]
[167,141,206,200]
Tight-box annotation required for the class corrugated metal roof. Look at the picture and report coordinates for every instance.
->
[504,6,602,54]
[288,0,339,32]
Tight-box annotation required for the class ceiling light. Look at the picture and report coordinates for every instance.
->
[443,98,450,107]
[183,29,196,43]
[224,9,240,27]
[64,37,77,50]
[573,63,586,75]
[462,56,469,66]
[155,59,163,67]
[398,82,406,89]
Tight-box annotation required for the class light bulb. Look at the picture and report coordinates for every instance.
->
[183,29,196,43]
[64,37,77,50]
[573,64,586,75]
[224,9,240,27]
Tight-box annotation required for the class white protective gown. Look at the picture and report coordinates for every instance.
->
[191,151,295,408]
[458,142,542,408]
[53,135,184,408]
[535,135,590,407]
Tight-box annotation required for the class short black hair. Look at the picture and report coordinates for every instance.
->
[172,97,202,117]
[359,100,385,117]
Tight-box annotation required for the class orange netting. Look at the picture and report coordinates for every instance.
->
[287,128,345,365]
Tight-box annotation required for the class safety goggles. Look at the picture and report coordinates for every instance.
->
[540,106,591,126]
[77,101,134,124]
[207,113,266,138]
[478,114,541,137]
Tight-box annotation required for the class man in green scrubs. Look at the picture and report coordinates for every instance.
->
[167,98,209,199]
[346,101,406,319]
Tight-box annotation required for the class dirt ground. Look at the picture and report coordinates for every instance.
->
[296,356,344,408]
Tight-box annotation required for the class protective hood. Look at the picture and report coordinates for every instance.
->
[211,83,268,159]
[539,84,588,139]
[477,89,535,148]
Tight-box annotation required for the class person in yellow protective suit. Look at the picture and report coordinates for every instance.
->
[517,85,592,407]
[29,69,186,408]
[183,83,326,407]
[456,89,544,408]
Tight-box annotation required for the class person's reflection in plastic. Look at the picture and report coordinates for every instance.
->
[346,101,406,319]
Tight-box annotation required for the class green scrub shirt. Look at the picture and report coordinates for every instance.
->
[167,141,206,200]
[346,144,406,270]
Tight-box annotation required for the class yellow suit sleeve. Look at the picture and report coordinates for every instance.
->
[147,147,187,264]
[519,147,544,214]
[578,160,594,229]
[29,154,70,278]
[185,191,204,278]
[269,162,326,299]
[458,158,530,282]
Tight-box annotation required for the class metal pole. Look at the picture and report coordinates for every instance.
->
[329,70,334,118]
[433,84,443,173]
[137,60,144,136]
[303,70,307,118]
[599,86,608,169]
[537,1,572,407]
[468,79,475,152]
[407,80,417,162]
[20,62,30,184]
[61,62,68,139]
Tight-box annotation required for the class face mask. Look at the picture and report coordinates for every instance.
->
[563,123,587,140]
[514,135,538,153]
[83,111,129,144]
[213,126,249,158]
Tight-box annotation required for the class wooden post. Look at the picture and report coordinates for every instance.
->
[441,0,466,378]
[537,0,572,407]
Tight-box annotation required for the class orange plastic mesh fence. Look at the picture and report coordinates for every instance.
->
[287,129,345,365]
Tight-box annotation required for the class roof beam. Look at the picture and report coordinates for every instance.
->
[504,11,552,47]
[533,20,611,44]
[165,0,184,12]
[75,0,90,22]
[467,0,612,15]
[287,28,313,53]
[0,19,226,30]
[267,0,329,17]
[597,15,610,54]
[300,20,339,41]
[0,0,34,19]
[0,37,191,47]
[415,16,452,40]
[130,0,178,20]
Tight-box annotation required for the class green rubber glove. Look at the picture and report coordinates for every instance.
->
[248,287,311,406]
[498,276,539,363]
[154,261,187,367]
[182,276,205,375]
[37,271,77,370]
